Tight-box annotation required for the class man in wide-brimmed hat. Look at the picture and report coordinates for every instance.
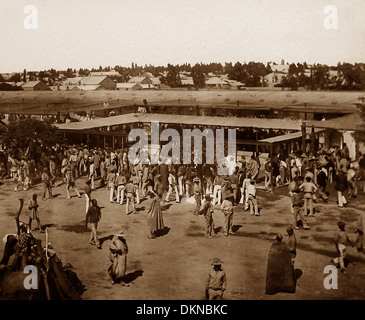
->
[205,258,226,300]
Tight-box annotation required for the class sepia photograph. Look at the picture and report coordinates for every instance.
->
[0,0,364,307]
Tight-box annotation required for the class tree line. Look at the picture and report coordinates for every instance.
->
[1,61,364,91]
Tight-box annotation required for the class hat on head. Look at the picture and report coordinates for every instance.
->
[211,258,223,265]
[337,221,345,229]
[193,177,200,183]
[115,230,126,237]
[64,263,73,270]
[301,153,307,158]
[286,226,294,235]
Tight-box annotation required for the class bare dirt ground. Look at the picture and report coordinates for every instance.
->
[1,174,365,300]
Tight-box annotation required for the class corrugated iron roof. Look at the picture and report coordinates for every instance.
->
[306,113,365,132]
[80,76,108,85]
[21,81,41,88]
[54,113,303,131]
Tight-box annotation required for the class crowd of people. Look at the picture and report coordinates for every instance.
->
[0,139,364,296]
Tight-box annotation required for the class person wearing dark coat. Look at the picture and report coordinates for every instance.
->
[334,165,348,208]
[159,163,169,197]
[265,234,296,295]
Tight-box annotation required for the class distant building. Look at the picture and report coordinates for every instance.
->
[205,77,230,89]
[21,81,49,91]
[63,77,84,85]
[181,78,194,86]
[140,84,156,90]
[75,85,103,91]
[224,79,245,90]
[128,76,153,85]
[89,70,121,77]
[79,76,116,90]
[270,64,289,74]
[117,83,143,90]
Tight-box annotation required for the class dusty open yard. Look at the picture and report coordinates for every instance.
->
[0,175,365,300]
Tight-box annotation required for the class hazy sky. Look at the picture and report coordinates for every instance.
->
[1,0,364,72]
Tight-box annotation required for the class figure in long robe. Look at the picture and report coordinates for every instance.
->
[108,232,129,286]
[146,192,165,239]
[265,234,296,295]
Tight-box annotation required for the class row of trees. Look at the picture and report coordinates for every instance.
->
[2,62,364,90]
[281,63,365,90]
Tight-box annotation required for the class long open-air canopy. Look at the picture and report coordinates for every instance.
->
[54,113,305,131]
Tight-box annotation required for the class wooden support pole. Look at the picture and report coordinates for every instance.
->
[301,122,306,154]
[311,125,315,157]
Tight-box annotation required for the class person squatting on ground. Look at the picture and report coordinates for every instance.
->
[221,193,235,237]
[331,221,354,275]
[199,194,215,238]
[85,199,102,249]
[205,258,227,300]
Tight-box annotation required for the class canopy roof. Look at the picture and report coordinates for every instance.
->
[54,113,303,131]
